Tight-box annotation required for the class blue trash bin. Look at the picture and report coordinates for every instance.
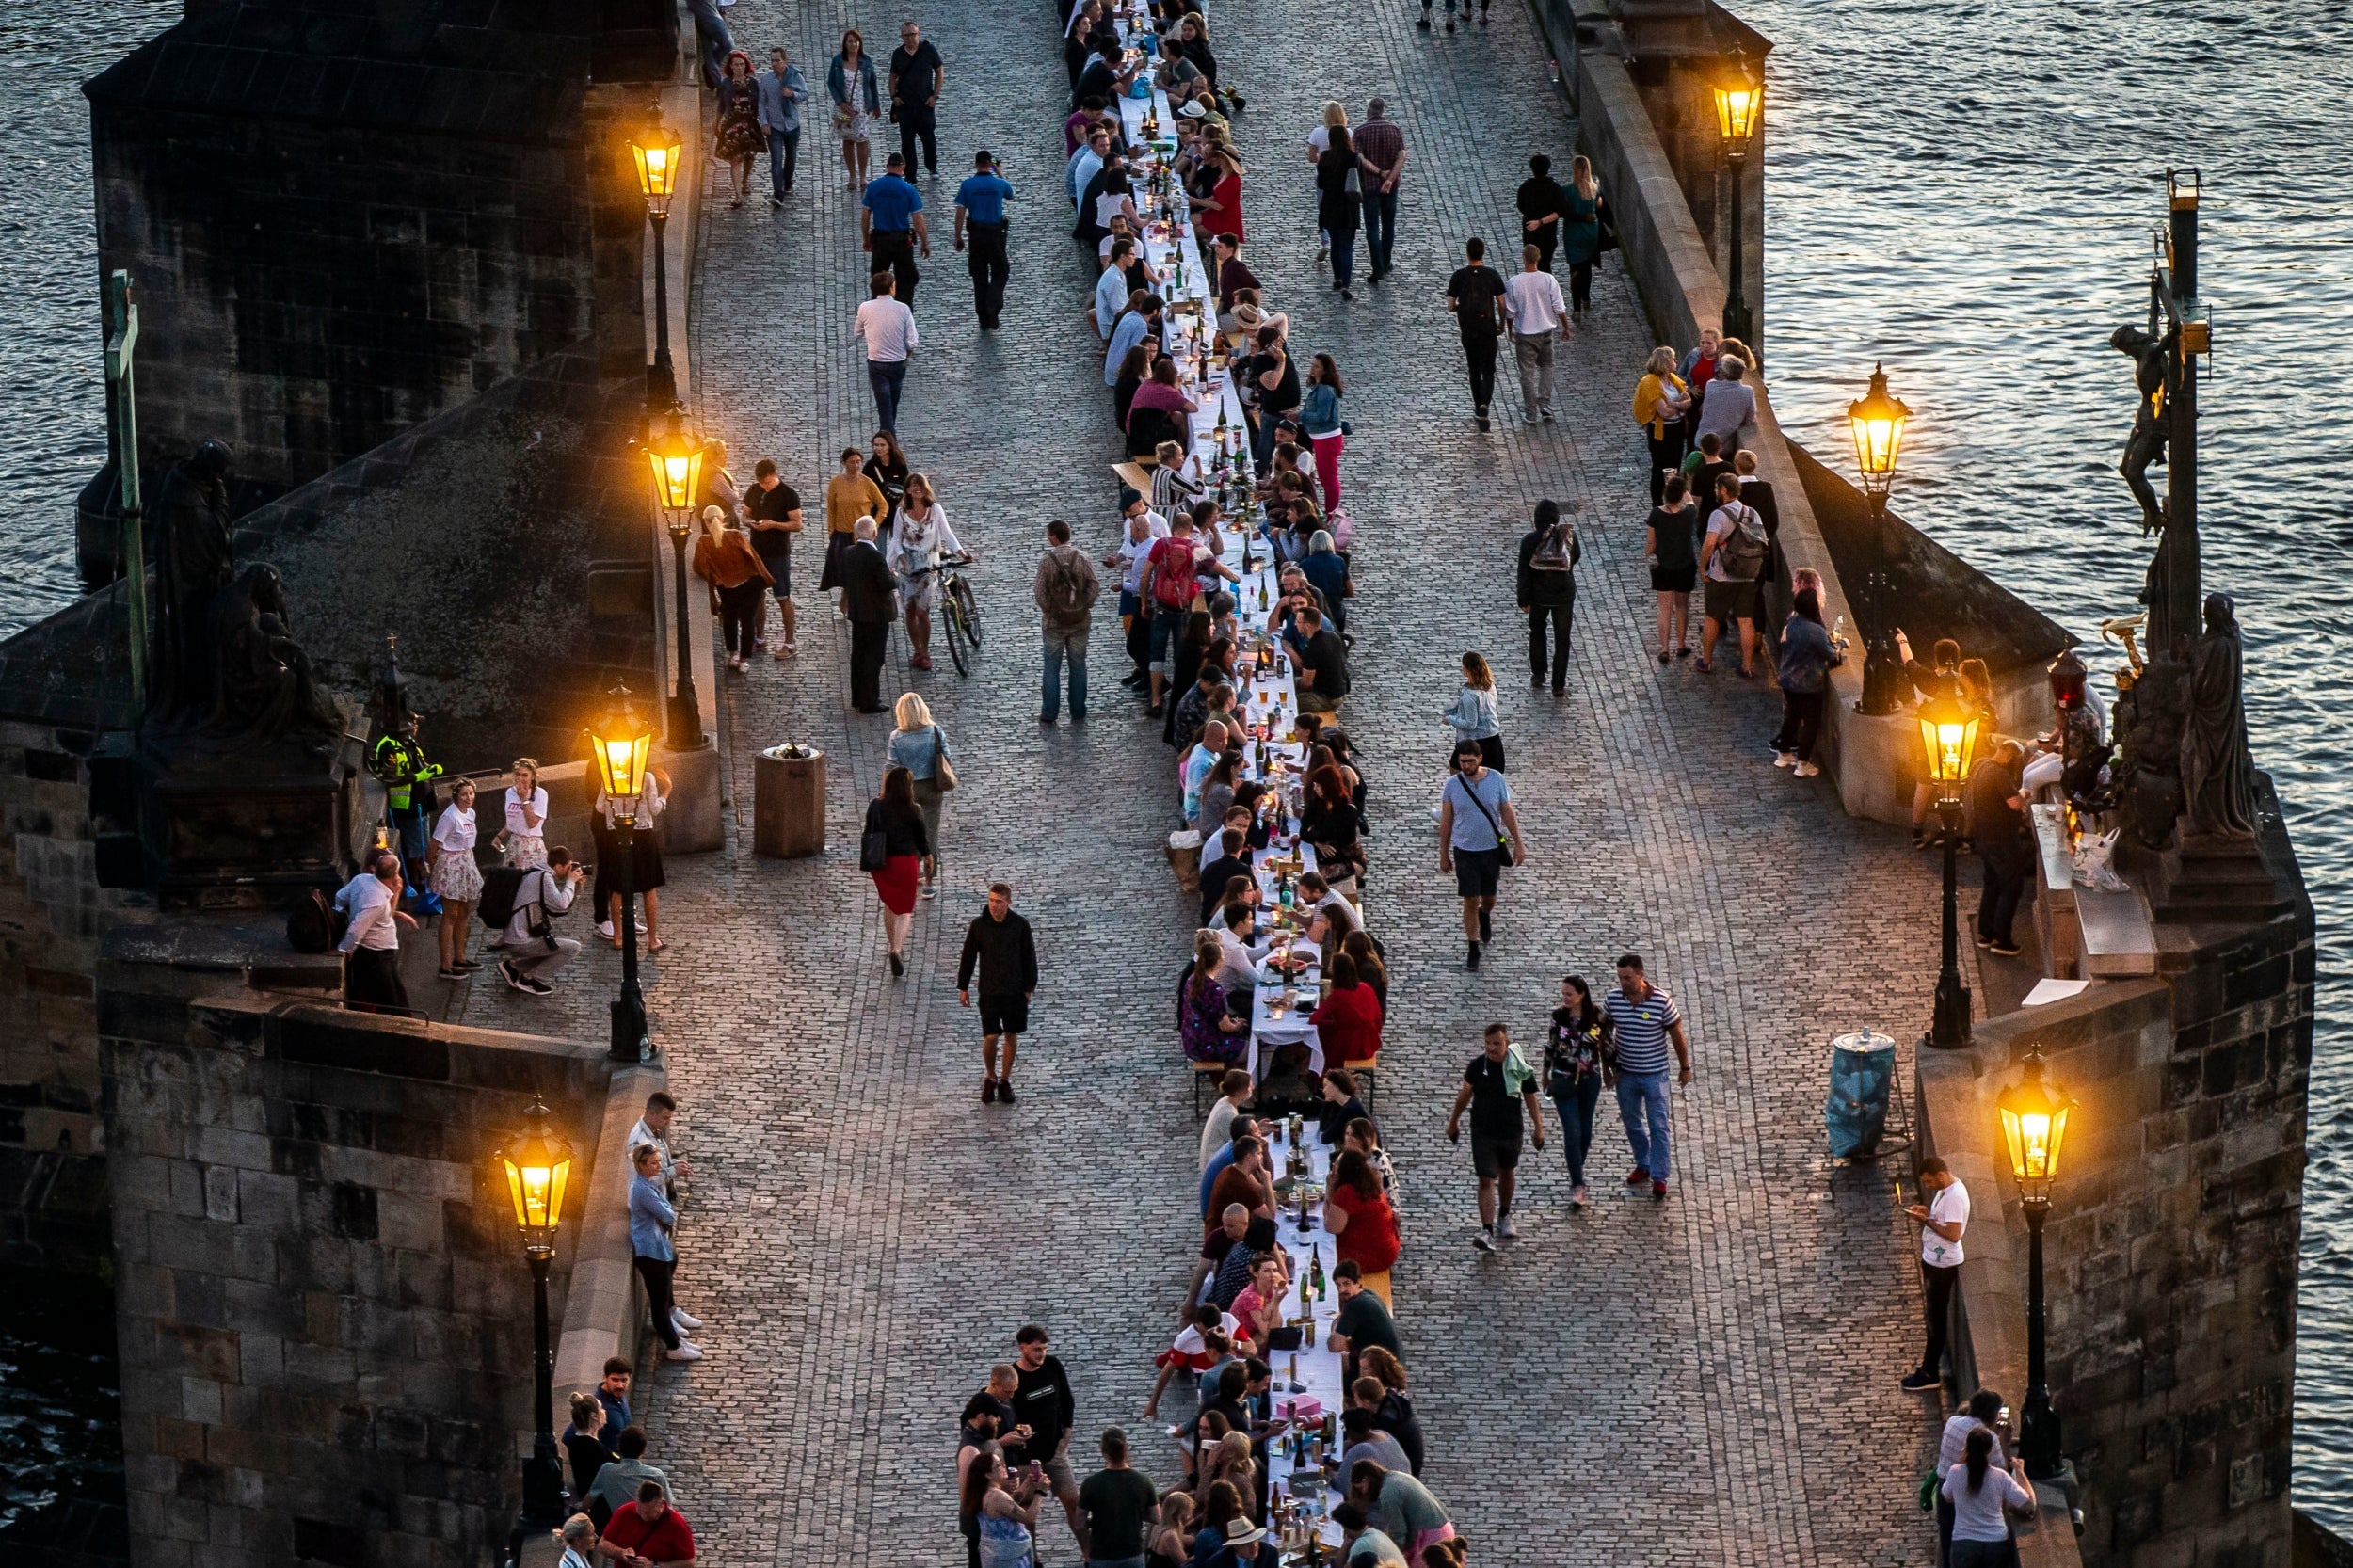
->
[1826,1030,1897,1159]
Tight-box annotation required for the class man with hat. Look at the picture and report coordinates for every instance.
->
[1198,1514,1269,1565]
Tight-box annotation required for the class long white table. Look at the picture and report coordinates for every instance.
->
[1259,1118,1352,1552]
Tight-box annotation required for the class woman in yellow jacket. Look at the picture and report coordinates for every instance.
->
[692,505,774,673]
[1631,346,1691,506]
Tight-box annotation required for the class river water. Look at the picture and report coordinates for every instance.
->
[0,0,2347,1542]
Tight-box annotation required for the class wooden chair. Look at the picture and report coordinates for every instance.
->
[1343,1056,1379,1110]
[1192,1057,1228,1115]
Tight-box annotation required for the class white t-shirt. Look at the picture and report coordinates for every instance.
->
[431,804,476,856]
[1922,1177,1970,1267]
[1943,1461,2032,1543]
[1168,1312,1241,1361]
[1116,513,1172,593]
[1306,126,1331,157]
[504,785,551,840]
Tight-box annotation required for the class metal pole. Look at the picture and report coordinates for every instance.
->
[1857,492,1904,715]
[1929,799,1972,1047]
[610,819,650,1062]
[520,1249,566,1525]
[106,271,149,710]
[648,210,679,414]
[1722,153,1754,344]
[2020,1202,2062,1479]
[666,528,705,749]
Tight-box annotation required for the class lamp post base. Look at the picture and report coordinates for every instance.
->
[1929,803,1973,1048]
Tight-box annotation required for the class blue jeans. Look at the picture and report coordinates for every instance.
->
[686,0,731,88]
[1329,223,1358,289]
[1360,190,1398,276]
[868,358,906,432]
[1552,1072,1604,1186]
[1042,629,1089,720]
[767,126,800,197]
[1615,1069,1673,1181]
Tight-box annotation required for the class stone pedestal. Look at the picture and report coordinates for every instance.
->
[659,741,723,854]
[1832,707,1919,827]
[88,732,363,908]
[2148,830,2290,924]
[754,747,825,858]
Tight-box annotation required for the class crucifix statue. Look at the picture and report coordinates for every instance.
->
[2115,171,2209,653]
[105,270,151,709]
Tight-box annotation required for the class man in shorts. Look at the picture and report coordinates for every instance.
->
[1434,740,1525,971]
[1698,471,1765,676]
[1445,1023,1545,1252]
[957,881,1039,1104]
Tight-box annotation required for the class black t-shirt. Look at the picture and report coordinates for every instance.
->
[1075,57,1116,107]
[1080,1467,1160,1559]
[1517,175,1566,230]
[1297,628,1350,699]
[1252,352,1301,415]
[1332,1288,1401,1359]
[1971,760,2027,845]
[1464,1052,1523,1139]
[747,481,801,561]
[1648,504,1698,573]
[890,40,942,103]
[1448,265,1507,340]
[1014,1355,1075,1461]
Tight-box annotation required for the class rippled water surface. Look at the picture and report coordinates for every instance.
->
[1734,0,2353,1528]
[0,0,2346,1540]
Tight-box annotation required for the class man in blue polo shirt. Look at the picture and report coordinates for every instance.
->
[953,150,1016,330]
[861,152,930,306]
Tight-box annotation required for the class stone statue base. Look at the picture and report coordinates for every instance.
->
[2146,830,2289,926]
[91,731,365,910]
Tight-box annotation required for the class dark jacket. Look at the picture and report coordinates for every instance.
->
[957,909,1039,996]
[840,538,898,623]
[1196,853,1252,927]
[864,798,929,858]
[1516,526,1580,608]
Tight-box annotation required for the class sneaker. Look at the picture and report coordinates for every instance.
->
[1476,416,1491,432]
[1465,940,1481,971]
[1794,762,1821,777]
[1989,940,2023,957]
[438,967,461,980]
[998,1080,1018,1104]
[527,977,554,996]
[1339,288,1354,301]
[1315,244,1329,264]
[501,961,531,992]
[983,1078,998,1104]
[1472,1228,1495,1252]
[1652,1179,1669,1200]
[452,959,482,974]
[1523,412,1538,425]
[1570,1184,1588,1210]
[1541,410,1556,423]
[920,884,937,900]
[664,1342,705,1363]
[672,1306,705,1331]
[1773,750,1795,769]
[1478,907,1493,943]
[1625,1167,1650,1186]
[1417,11,1432,26]
[1445,17,1456,30]
[1496,1215,1517,1241]
[1900,1370,1941,1392]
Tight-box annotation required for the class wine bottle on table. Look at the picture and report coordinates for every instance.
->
[1308,1245,1324,1301]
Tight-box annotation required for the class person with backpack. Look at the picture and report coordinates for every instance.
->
[1697,472,1768,677]
[498,848,585,996]
[1141,508,1237,716]
[1434,740,1524,971]
[1032,519,1101,725]
[1515,499,1579,694]
[1445,237,1508,431]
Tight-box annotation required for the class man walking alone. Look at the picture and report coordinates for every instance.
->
[953,150,1016,330]
[1032,520,1101,724]
[1445,238,1507,431]
[1434,741,1523,971]
[1502,242,1567,424]
[855,272,920,434]
[960,882,1041,1103]
[888,20,944,179]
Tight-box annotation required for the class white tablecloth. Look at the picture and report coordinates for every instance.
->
[1259,1120,1351,1549]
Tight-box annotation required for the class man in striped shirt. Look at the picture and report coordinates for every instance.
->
[1601,953,1692,1200]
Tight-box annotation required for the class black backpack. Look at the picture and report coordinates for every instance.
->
[476,865,531,929]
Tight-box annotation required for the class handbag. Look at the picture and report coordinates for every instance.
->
[931,726,959,792]
[858,806,892,872]
[1450,773,1515,867]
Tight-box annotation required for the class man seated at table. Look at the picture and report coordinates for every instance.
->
[597,1480,696,1567]
[1327,1261,1402,1370]
[1199,1114,1257,1218]
[1212,903,1269,996]
[1071,29,1138,108]
[1294,869,1353,925]
[1174,666,1232,758]
[1331,1502,1408,1568]
[1204,1135,1275,1240]
[1197,827,1254,929]
[1146,1301,1243,1418]
[1289,606,1351,714]
[1068,124,1111,209]
[1188,1200,1250,1309]
[1338,1408,1412,1485]
[1209,1211,1282,1312]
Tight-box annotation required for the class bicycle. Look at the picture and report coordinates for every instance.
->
[915,552,984,676]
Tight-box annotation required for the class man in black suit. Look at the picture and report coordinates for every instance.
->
[840,516,899,712]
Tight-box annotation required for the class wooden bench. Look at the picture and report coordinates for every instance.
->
[1192,1057,1227,1115]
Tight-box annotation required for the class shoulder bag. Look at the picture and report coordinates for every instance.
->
[858,803,892,872]
[1449,774,1514,867]
[931,726,959,792]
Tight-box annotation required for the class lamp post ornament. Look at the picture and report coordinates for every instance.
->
[105,270,149,709]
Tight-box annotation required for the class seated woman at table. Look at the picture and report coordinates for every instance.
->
[1303,765,1366,896]
[1152,440,1206,517]
[1227,1254,1290,1356]
[1231,782,1276,851]
[1128,358,1200,460]
[1193,752,1243,840]
[1317,1066,1371,1146]
[1188,128,1245,246]
[1149,1493,1195,1568]
[1341,930,1387,1012]
[1199,1434,1258,1526]
[1179,933,1251,1066]
[1344,1115,1400,1201]
[1309,952,1383,1066]
[1190,1478,1247,1560]
[1357,1348,1426,1477]
[1324,1147,1401,1293]
[1112,342,1153,433]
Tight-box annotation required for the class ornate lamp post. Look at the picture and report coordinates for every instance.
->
[1848,362,1913,715]
[496,1102,574,1530]
[629,123,685,416]
[645,417,707,750]
[1711,55,1762,346]
[587,687,655,1063]
[1916,695,1983,1048]
[1997,1048,2077,1480]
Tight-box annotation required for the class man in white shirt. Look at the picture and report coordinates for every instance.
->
[629,1088,693,1199]
[1104,489,1170,689]
[1199,1070,1253,1171]
[1500,243,1568,424]
[1902,1156,1971,1390]
[854,272,920,434]
[1696,472,1766,678]
[500,848,586,996]
[1214,903,1273,994]
[336,850,417,1013]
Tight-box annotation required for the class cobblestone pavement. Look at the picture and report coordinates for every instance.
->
[450,1,1977,1560]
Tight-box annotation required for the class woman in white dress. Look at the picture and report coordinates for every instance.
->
[888,472,965,671]
[428,777,484,979]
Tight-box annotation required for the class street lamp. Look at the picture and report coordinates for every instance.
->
[496,1101,575,1530]
[646,416,707,751]
[629,121,684,415]
[1848,361,1913,715]
[1711,54,1762,346]
[1997,1047,2077,1480]
[1916,695,1982,1048]
[587,685,655,1063]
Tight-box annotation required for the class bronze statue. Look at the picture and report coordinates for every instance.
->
[147,440,237,721]
[204,564,343,748]
[2110,324,2171,534]
[2180,592,2255,839]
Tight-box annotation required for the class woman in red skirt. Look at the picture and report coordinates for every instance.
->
[864,766,932,978]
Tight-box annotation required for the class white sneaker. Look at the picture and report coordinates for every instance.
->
[1773,751,1795,769]
[672,1306,705,1331]
[1497,1215,1518,1241]
[663,1341,704,1362]
[1795,761,1821,777]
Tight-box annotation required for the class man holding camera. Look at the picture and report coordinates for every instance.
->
[500,846,585,996]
